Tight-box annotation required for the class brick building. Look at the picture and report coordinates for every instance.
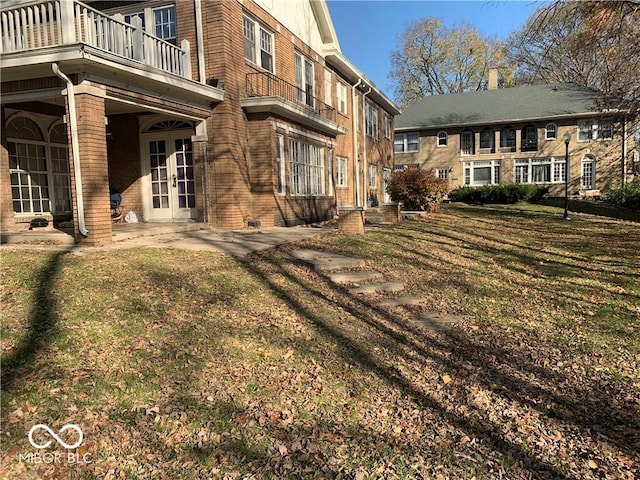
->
[1,0,399,245]
[395,75,638,196]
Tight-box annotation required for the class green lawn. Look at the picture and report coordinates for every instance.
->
[1,203,639,479]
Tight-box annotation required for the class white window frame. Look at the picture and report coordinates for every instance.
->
[276,134,286,195]
[578,119,613,142]
[324,69,332,107]
[436,168,450,180]
[437,131,448,147]
[289,138,324,196]
[384,115,392,140]
[581,156,596,190]
[545,123,557,140]
[463,160,501,186]
[461,130,475,155]
[8,117,71,215]
[243,14,274,73]
[295,51,314,107]
[369,164,377,189]
[337,82,348,115]
[154,5,177,45]
[336,156,348,187]
[394,133,419,153]
[365,101,378,138]
[514,157,566,184]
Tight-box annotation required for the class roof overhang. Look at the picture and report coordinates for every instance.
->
[241,96,346,136]
[310,0,340,50]
[323,47,401,116]
[394,112,609,132]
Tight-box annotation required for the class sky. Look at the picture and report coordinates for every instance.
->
[326,0,545,101]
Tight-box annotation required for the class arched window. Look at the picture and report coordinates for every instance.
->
[437,131,447,147]
[500,126,516,152]
[479,128,495,153]
[7,116,48,214]
[146,119,193,132]
[6,116,44,141]
[545,123,557,140]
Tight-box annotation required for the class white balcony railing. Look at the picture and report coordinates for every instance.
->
[0,0,191,78]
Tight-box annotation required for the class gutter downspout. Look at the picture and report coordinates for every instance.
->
[194,0,206,83]
[352,78,362,207]
[362,85,372,209]
[52,63,88,237]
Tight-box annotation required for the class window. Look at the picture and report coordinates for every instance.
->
[324,70,332,106]
[514,157,566,184]
[289,138,324,196]
[479,128,495,153]
[336,156,348,187]
[365,101,378,138]
[500,127,516,152]
[578,120,613,141]
[276,134,285,195]
[436,168,450,180]
[243,14,274,73]
[384,115,392,140]
[383,168,392,203]
[463,160,501,186]
[521,125,538,151]
[394,133,419,153]
[437,131,447,147]
[337,82,348,115]
[7,117,71,215]
[460,130,475,155]
[154,6,176,44]
[545,123,557,140]
[581,156,596,189]
[369,164,377,188]
[295,52,314,107]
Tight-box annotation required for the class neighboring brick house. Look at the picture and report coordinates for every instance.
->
[394,77,637,196]
[0,0,399,245]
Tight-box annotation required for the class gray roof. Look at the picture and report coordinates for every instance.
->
[395,83,603,130]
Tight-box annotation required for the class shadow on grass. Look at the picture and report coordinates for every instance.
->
[534,198,640,223]
[1,250,69,394]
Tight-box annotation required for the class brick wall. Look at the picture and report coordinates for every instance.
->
[0,107,15,231]
[70,90,112,245]
[107,114,143,219]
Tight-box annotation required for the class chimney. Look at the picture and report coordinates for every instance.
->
[488,68,498,90]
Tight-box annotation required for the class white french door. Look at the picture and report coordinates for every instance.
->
[142,133,196,221]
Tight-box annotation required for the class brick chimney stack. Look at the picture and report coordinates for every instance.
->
[488,68,498,90]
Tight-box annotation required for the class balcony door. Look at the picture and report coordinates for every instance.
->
[141,131,196,221]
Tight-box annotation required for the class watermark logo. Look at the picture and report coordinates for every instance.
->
[21,424,92,465]
[28,424,84,449]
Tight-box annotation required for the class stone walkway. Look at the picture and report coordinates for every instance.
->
[290,249,464,331]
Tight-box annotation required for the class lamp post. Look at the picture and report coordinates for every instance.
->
[563,131,571,220]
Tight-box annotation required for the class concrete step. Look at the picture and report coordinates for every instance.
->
[290,249,335,261]
[313,257,365,272]
[0,230,75,246]
[327,270,384,285]
[349,282,404,295]
[377,296,429,307]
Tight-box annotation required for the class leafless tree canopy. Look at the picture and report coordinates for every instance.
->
[388,18,510,109]
[507,0,640,117]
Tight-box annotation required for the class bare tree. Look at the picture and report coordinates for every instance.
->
[389,18,511,109]
[508,0,640,117]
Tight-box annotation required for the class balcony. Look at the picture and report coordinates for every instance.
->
[242,72,346,137]
[1,0,191,77]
